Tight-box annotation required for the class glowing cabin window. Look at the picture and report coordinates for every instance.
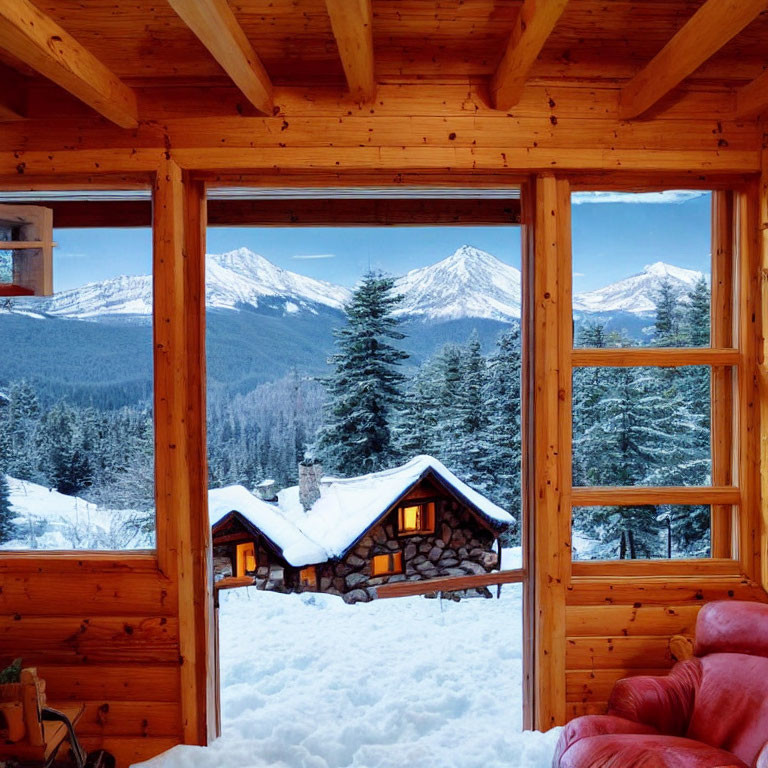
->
[300,566,317,588]
[398,500,436,534]
[372,551,403,576]
[236,542,257,577]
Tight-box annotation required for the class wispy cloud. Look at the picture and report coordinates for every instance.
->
[292,253,337,260]
[572,191,707,205]
[573,271,585,278]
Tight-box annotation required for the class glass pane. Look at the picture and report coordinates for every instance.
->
[572,191,712,348]
[0,225,155,550]
[572,505,712,560]
[572,366,712,487]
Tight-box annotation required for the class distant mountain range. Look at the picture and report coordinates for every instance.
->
[0,245,709,406]
[9,244,706,324]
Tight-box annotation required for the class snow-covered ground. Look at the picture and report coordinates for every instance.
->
[137,549,560,768]
[2,476,153,550]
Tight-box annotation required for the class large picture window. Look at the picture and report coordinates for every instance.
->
[0,209,155,551]
[569,190,739,563]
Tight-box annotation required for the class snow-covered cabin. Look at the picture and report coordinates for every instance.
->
[210,456,514,603]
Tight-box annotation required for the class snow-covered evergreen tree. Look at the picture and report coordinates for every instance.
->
[315,272,408,475]
[0,474,14,543]
[484,325,522,538]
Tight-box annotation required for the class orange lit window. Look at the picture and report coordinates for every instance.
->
[398,501,436,535]
[300,566,317,588]
[236,542,257,577]
[372,551,403,576]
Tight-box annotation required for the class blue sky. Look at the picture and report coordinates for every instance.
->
[51,191,711,293]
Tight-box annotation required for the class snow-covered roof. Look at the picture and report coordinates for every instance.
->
[210,456,514,568]
[209,485,326,566]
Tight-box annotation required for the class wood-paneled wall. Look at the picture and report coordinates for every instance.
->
[564,576,768,718]
[0,555,182,765]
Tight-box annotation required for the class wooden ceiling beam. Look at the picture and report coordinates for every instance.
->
[325,0,375,103]
[490,0,569,112]
[735,68,768,119]
[0,0,138,128]
[166,0,273,115]
[619,0,767,120]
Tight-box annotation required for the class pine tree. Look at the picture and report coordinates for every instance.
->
[653,279,682,346]
[0,473,14,544]
[484,325,522,540]
[684,277,710,347]
[315,272,408,475]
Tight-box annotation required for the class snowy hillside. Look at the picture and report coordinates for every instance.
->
[1,476,152,550]
[394,245,522,322]
[138,548,561,768]
[573,261,707,315]
[28,248,352,320]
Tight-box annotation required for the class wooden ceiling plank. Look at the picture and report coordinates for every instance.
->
[735,68,768,119]
[166,0,273,116]
[490,0,569,112]
[0,0,137,129]
[325,0,375,102]
[619,0,767,120]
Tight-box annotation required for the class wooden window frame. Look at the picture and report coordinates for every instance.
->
[569,188,754,578]
[371,551,403,576]
[397,499,437,536]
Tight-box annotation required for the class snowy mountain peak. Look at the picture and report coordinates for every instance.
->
[22,249,352,320]
[641,261,705,284]
[394,245,522,322]
[573,261,708,315]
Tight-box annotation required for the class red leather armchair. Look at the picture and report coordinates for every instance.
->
[554,600,768,768]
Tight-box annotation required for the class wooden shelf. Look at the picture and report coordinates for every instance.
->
[0,241,53,249]
[0,284,35,296]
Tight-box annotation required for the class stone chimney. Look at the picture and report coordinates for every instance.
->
[254,478,277,502]
[298,459,323,511]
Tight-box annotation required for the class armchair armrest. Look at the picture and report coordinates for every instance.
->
[607,658,701,737]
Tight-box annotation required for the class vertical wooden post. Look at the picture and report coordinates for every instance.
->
[531,174,571,729]
[153,158,215,745]
[520,178,535,732]
[711,191,735,559]
[735,178,760,583]
[759,145,768,591]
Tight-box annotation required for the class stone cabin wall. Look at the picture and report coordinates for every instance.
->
[317,492,500,604]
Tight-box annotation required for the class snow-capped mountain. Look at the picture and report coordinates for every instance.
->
[573,261,707,315]
[9,245,708,325]
[35,248,352,320]
[394,245,522,322]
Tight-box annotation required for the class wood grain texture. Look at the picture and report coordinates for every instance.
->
[571,347,739,368]
[619,0,767,120]
[0,0,138,127]
[567,605,700,637]
[167,0,273,115]
[735,68,768,120]
[710,190,735,558]
[567,636,677,670]
[375,568,525,598]
[325,0,375,102]
[0,616,178,664]
[571,485,739,507]
[491,0,569,111]
[531,174,572,729]
[152,160,214,745]
[736,183,761,582]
